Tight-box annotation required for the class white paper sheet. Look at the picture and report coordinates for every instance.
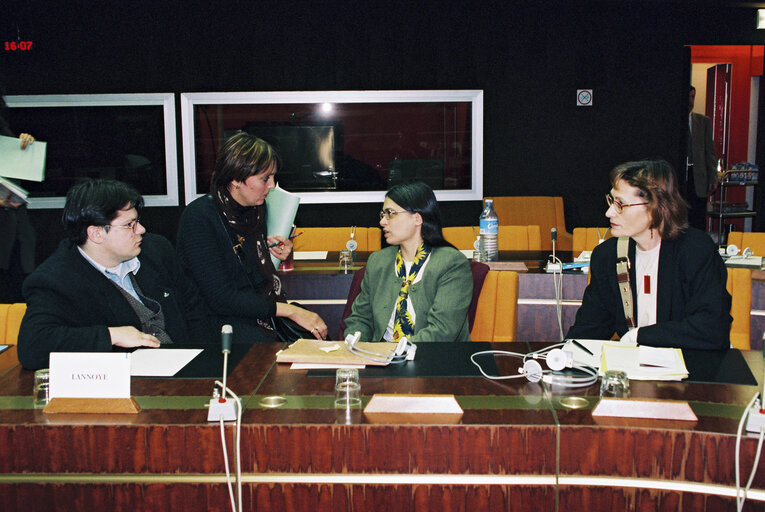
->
[294,251,328,260]
[290,363,365,370]
[0,135,47,181]
[593,398,698,421]
[130,348,203,377]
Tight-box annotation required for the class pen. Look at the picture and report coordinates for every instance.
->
[268,231,304,248]
[571,339,594,356]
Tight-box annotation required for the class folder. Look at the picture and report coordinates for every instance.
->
[265,185,300,268]
[0,134,47,182]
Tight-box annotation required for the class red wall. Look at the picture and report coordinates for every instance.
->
[690,45,764,165]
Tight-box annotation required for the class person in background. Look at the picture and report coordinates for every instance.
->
[344,181,473,342]
[0,93,36,303]
[176,132,327,343]
[566,159,731,350]
[18,179,214,370]
[684,85,718,231]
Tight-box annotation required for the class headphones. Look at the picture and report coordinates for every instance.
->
[344,331,417,364]
[471,344,599,388]
[726,244,753,258]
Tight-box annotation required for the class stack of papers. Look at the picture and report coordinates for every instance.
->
[601,344,688,381]
[725,255,764,269]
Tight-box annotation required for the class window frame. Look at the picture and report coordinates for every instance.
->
[4,93,179,209]
[180,90,483,204]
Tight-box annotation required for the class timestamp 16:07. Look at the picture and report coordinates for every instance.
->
[4,41,33,51]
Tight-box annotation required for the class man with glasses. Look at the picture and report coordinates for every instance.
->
[18,179,214,370]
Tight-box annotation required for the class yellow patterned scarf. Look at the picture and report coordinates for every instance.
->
[392,243,431,342]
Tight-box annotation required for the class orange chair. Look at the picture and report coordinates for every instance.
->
[470,270,519,342]
[293,227,382,252]
[443,226,542,251]
[726,232,765,256]
[0,303,26,345]
[572,227,612,254]
[726,268,751,350]
[486,196,572,251]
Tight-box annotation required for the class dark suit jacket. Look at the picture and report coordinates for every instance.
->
[566,228,731,350]
[18,233,215,370]
[690,112,718,198]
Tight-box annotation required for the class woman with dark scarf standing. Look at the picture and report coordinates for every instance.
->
[176,132,327,343]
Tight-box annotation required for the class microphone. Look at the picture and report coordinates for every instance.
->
[220,324,233,400]
[551,228,557,261]
[208,324,237,421]
[222,324,232,354]
[545,227,561,273]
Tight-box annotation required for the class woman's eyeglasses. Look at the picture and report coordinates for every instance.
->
[605,194,647,214]
[379,208,407,221]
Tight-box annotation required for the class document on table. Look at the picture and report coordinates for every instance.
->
[130,348,204,376]
[600,344,688,381]
[0,135,47,182]
[294,251,328,260]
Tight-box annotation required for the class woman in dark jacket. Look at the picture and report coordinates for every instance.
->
[566,159,731,350]
[176,132,327,343]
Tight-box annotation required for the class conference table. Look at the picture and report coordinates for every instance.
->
[1,341,764,511]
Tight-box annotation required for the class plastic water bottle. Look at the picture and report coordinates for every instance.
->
[479,199,499,261]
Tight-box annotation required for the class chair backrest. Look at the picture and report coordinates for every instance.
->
[727,232,765,256]
[726,268,751,350]
[338,260,490,340]
[572,227,612,253]
[486,196,571,250]
[443,226,542,251]
[294,227,382,252]
[0,303,26,345]
[470,270,519,342]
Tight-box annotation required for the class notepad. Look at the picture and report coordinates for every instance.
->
[562,339,637,369]
[600,344,688,381]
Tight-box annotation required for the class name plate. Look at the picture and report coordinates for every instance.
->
[49,353,131,399]
[363,394,463,424]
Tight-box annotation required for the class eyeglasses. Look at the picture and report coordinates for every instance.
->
[379,208,408,221]
[605,194,647,214]
[106,218,141,233]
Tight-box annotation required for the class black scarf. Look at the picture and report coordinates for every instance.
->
[213,186,286,303]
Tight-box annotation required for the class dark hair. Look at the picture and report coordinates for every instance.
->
[609,159,688,240]
[210,132,281,193]
[385,181,453,248]
[62,179,144,245]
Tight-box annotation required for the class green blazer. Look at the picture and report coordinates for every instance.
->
[344,245,473,342]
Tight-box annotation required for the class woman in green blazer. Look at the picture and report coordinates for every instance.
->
[344,182,473,342]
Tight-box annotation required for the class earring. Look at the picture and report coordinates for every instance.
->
[650,228,654,239]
